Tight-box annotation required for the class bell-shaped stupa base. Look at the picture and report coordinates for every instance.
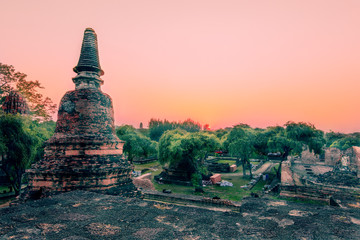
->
[25,88,139,199]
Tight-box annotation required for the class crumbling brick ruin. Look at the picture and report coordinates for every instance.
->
[1,91,30,115]
[281,147,360,206]
[26,28,137,198]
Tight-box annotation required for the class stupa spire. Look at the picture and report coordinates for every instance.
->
[72,28,104,89]
[25,28,138,199]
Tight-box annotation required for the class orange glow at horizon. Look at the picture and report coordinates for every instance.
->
[1,0,359,133]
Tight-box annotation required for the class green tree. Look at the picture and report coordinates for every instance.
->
[0,63,57,120]
[224,125,255,177]
[23,119,56,163]
[330,136,360,151]
[325,131,346,147]
[148,118,201,141]
[149,119,176,141]
[158,130,220,191]
[0,114,37,195]
[325,131,360,150]
[116,125,157,162]
[252,126,282,158]
[268,122,325,178]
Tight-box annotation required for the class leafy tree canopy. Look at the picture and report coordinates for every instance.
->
[329,136,360,151]
[0,114,36,194]
[223,124,256,176]
[326,131,360,150]
[0,63,56,121]
[116,125,157,162]
[158,130,220,171]
[148,118,201,141]
[268,122,325,159]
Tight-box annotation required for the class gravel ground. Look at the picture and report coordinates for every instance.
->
[0,190,359,239]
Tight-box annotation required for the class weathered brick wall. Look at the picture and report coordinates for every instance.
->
[353,146,360,178]
[325,148,342,165]
[301,148,321,164]
[26,88,138,199]
[280,184,360,206]
[50,88,117,144]
[1,91,30,115]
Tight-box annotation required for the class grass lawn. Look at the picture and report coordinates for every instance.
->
[133,160,268,202]
[153,174,267,202]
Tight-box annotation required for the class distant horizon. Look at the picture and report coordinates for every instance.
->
[1,1,359,133]
[111,117,359,134]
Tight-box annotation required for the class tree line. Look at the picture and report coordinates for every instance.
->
[1,63,360,195]
[118,119,360,189]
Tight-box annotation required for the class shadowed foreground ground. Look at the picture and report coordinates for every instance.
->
[0,191,359,239]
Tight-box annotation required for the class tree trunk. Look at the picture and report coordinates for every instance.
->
[276,160,282,179]
[236,157,241,167]
[248,160,253,179]
[242,159,246,177]
[13,169,23,196]
[1,164,21,195]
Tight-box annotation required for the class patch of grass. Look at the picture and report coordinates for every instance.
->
[216,159,236,164]
[153,183,195,195]
[0,186,11,193]
[153,174,267,202]
[133,161,163,180]
[135,161,268,202]
[134,161,160,171]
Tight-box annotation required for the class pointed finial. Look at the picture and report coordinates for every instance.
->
[72,28,104,89]
[73,28,104,76]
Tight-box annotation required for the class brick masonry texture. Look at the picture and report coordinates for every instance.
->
[25,28,138,199]
[1,91,30,115]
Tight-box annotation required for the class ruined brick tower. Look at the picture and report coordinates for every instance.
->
[2,91,30,115]
[26,28,137,198]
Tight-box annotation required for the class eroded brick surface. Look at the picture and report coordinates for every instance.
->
[25,28,138,199]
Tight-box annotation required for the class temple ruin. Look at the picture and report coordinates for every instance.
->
[26,28,137,198]
[281,147,360,206]
[1,91,30,115]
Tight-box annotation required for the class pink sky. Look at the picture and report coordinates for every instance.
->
[1,0,360,132]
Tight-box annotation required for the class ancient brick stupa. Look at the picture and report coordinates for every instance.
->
[26,28,137,198]
[2,91,30,115]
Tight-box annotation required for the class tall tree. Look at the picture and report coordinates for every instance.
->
[148,118,201,141]
[0,63,56,120]
[224,125,255,177]
[268,122,325,178]
[158,130,220,191]
[0,114,37,195]
[116,125,157,162]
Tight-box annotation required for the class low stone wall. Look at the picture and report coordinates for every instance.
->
[133,156,157,164]
[205,158,234,173]
[280,183,360,205]
[143,190,241,212]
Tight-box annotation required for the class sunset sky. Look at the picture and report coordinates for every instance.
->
[1,1,359,132]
